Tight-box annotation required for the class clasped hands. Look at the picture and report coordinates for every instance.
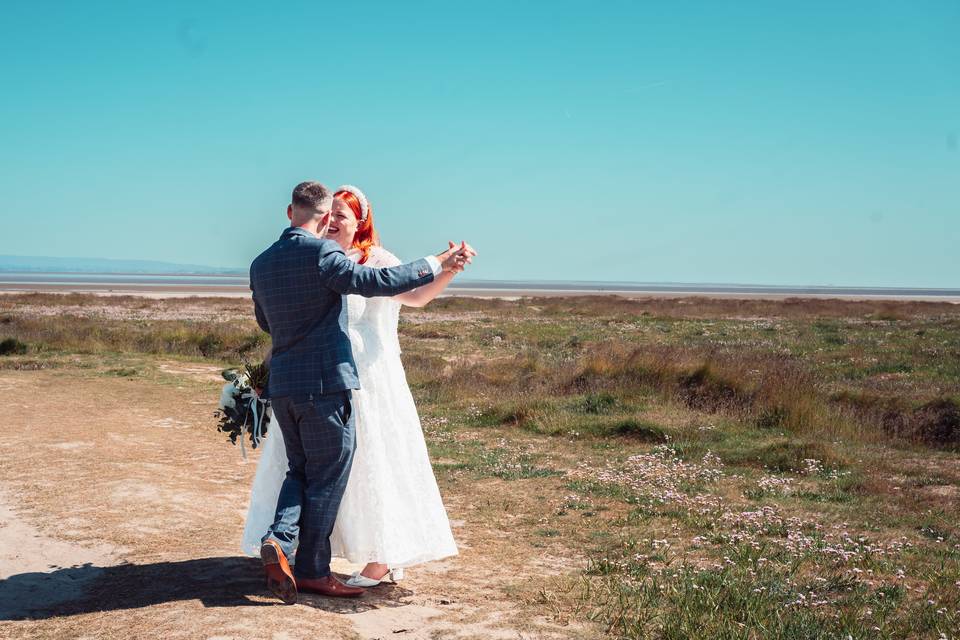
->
[437,241,477,274]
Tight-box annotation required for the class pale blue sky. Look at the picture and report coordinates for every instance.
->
[0,1,957,286]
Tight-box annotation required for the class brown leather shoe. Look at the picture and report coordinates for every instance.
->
[260,540,297,605]
[297,575,365,598]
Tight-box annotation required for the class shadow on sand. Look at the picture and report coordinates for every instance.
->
[0,556,414,620]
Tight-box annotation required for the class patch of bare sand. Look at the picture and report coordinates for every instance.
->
[158,361,228,383]
[0,369,595,640]
[0,490,120,619]
[346,603,446,639]
[400,311,490,325]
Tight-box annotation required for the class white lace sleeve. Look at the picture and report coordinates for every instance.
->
[366,246,403,269]
[358,247,404,354]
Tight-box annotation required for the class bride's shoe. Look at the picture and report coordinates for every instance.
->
[344,567,403,588]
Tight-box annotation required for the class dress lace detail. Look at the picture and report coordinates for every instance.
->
[242,246,458,568]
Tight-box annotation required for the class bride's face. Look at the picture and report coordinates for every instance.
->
[327,198,359,250]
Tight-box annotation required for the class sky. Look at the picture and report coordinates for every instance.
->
[0,1,957,287]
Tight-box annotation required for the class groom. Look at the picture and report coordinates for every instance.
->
[250,181,474,603]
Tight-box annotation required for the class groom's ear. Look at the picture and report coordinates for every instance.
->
[286,204,294,222]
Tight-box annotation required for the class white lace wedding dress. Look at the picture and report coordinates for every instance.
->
[241,246,458,569]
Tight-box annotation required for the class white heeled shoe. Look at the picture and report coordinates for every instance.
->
[344,567,404,588]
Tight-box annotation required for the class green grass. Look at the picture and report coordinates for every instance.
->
[581,554,958,640]
[4,292,960,639]
[103,367,140,377]
[720,439,849,472]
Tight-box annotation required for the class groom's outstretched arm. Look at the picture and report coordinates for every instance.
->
[316,240,439,297]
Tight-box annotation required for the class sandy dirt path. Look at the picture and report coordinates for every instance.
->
[0,369,586,640]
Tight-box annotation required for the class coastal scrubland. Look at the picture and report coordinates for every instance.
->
[1,292,958,639]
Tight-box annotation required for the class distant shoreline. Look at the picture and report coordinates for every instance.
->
[1,277,958,303]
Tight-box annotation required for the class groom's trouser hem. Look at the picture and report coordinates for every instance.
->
[293,568,331,579]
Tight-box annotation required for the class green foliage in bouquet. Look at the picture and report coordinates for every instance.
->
[244,359,270,393]
[215,359,271,449]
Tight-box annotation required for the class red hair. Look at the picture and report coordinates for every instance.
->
[334,190,380,264]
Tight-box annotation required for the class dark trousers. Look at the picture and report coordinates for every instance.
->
[263,390,354,579]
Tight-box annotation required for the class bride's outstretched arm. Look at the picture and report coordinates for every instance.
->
[393,270,456,308]
[394,241,475,308]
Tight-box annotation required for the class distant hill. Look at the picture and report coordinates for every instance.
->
[0,255,245,275]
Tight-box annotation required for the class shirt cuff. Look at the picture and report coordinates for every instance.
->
[424,255,442,276]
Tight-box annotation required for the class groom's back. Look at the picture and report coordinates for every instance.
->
[250,229,359,398]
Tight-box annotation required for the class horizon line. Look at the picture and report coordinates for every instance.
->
[0,270,958,296]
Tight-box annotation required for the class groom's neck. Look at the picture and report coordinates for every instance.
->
[292,221,322,238]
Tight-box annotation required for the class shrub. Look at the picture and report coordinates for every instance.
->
[197,333,224,357]
[677,363,749,413]
[561,343,674,394]
[476,401,549,429]
[105,368,139,377]
[605,419,668,442]
[0,338,28,356]
[755,406,790,429]
[582,392,617,414]
[884,398,960,447]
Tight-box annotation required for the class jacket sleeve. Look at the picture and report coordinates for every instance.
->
[253,294,270,334]
[316,240,436,297]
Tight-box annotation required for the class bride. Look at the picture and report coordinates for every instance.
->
[242,184,460,585]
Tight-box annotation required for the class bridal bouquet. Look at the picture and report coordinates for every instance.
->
[215,360,271,456]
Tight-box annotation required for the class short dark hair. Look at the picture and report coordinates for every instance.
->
[291,181,332,211]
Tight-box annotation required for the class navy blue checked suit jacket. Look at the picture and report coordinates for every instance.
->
[250,227,435,399]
